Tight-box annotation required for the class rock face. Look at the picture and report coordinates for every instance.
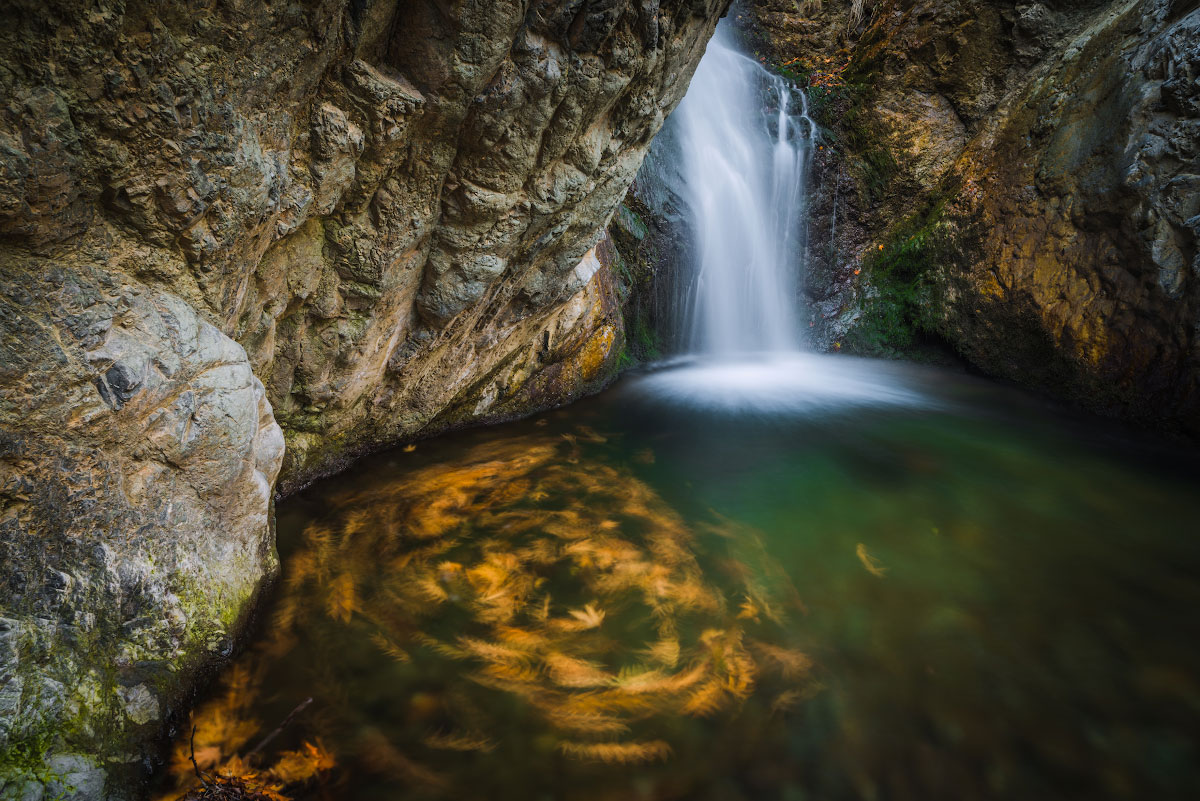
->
[747,0,1199,430]
[0,263,284,797]
[0,0,728,795]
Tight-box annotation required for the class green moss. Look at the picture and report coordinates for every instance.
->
[613,263,662,366]
[5,609,121,756]
[1,731,53,776]
[178,577,256,647]
[844,197,961,357]
[339,281,382,300]
[0,560,254,779]
[628,317,662,363]
[759,45,899,205]
[0,538,270,788]
[0,732,76,799]
[607,201,669,369]
[812,77,898,203]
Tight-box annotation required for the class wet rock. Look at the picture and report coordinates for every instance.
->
[43,756,105,801]
[747,0,1199,430]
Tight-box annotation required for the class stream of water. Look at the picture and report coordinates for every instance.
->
[674,24,814,355]
[656,23,900,418]
[155,24,1200,801]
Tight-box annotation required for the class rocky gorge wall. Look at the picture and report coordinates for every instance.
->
[3,0,1195,795]
[0,0,729,797]
[745,0,1199,431]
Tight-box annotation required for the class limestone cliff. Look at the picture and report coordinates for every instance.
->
[0,0,729,796]
[747,0,1199,430]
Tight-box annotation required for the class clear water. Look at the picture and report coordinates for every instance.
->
[674,25,815,354]
[159,359,1200,801]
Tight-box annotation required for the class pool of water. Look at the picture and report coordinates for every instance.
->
[158,356,1200,801]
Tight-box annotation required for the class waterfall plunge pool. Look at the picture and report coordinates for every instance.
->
[156,21,1199,801]
[156,356,1200,801]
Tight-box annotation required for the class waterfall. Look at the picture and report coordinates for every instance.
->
[673,24,815,355]
[626,22,924,414]
[628,23,916,412]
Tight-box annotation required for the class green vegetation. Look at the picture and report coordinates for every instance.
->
[771,54,897,204]
[627,316,662,363]
[844,198,958,356]
[608,201,668,368]
[817,53,897,203]
[764,34,966,360]
[613,307,663,368]
[0,731,75,800]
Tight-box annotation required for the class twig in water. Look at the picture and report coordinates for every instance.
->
[189,725,211,788]
[246,697,314,758]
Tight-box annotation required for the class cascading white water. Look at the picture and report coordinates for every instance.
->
[673,24,815,355]
[627,22,928,414]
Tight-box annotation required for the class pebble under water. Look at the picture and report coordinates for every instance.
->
[157,356,1200,801]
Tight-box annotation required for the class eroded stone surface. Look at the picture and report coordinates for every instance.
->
[0,0,730,490]
[0,262,283,798]
[947,0,1200,423]
[747,0,1198,429]
[0,0,729,793]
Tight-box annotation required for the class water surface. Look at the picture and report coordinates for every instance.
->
[160,357,1200,801]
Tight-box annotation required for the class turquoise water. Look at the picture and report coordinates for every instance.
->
[160,358,1200,801]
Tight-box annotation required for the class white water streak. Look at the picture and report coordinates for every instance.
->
[628,24,926,415]
[674,25,815,354]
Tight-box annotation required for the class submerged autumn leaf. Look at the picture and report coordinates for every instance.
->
[856,543,888,577]
[163,433,815,794]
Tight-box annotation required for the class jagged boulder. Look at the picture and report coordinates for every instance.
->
[0,262,283,798]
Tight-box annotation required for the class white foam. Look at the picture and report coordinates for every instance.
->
[626,353,929,415]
